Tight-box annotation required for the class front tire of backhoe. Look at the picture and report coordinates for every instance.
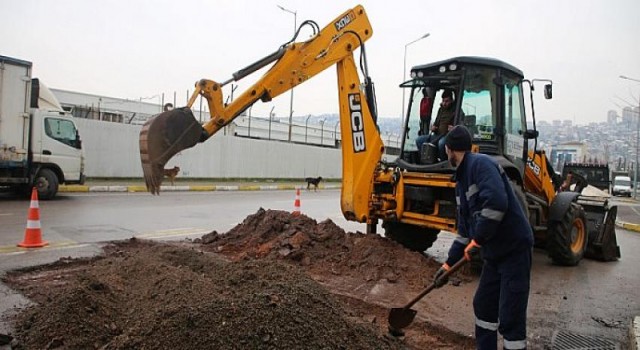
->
[383,222,439,252]
[547,203,587,266]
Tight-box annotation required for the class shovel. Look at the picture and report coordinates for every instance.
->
[387,257,468,335]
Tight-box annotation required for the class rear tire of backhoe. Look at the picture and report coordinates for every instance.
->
[547,203,587,266]
[383,222,439,252]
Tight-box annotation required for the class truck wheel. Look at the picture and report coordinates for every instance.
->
[34,168,59,200]
[547,203,587,266]
[383,221,439,252]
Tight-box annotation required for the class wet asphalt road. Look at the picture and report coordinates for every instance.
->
[0,190,639,346]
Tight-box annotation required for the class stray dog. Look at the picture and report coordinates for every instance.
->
[163,166,180,186]
[305,176,323,191]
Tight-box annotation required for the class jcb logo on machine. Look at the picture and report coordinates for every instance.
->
[349,93,366,153]
[335,11,356,31]
[527,157,541,176]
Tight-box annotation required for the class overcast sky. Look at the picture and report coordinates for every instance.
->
[2,0,639,124]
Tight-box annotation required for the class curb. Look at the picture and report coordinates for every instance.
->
[615,220,640,233]
[59,184,342,193]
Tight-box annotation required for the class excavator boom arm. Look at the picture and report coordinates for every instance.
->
[139,5,384,224]
[191,6,374,139]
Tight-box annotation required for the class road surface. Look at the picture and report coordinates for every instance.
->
[0,190,638,347]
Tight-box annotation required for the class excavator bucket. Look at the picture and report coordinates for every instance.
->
[578,196,621,261]
[139,107,205,194]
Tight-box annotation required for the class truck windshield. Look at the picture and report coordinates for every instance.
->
[615,179,631,186]
[45,117,80,149]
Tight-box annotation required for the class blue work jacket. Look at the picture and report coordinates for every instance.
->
[446,152,534,266]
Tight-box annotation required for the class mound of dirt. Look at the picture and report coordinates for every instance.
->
[5,239,403,349]
[4,209,474,349]
[197,208,445,288]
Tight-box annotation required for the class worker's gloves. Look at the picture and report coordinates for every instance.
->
[433,263,451,288]
[464,239,481,261]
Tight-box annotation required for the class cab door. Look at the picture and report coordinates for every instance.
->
[502,72,527,175]
[36,113,83,181]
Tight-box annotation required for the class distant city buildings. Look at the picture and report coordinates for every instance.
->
[549,141,587,169]
[539,107,638,176]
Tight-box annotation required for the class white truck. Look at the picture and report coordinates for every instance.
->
[612,175,632,197]
[0,55,84,199]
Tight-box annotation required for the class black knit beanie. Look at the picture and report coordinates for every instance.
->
[445,125,472,151]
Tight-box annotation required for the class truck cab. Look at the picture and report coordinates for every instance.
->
[612,176,632,197]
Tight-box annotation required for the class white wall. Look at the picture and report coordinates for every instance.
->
[74,119,342,179]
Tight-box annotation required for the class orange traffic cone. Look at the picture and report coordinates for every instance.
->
[18,187,48,248]
[292,188,301,215]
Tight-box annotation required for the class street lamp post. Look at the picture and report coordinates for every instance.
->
[268,106,275,140]
[247,107,253,138]
[402,33,430,127]
[620,75,640,199]
[278,5,297,142]
[319,119,326,146]
[305,114,312,143]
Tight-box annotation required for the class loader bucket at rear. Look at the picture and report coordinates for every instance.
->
[580,198,621,261]
[139,107,206,194]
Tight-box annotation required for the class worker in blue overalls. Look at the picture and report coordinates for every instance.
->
[433,125,534,350]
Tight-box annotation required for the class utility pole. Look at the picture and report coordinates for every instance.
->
[278,5,297,142]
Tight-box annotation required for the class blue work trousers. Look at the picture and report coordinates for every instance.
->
[473,248,531,350]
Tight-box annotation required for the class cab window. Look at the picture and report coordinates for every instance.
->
[460,67,495,142]
[44,118,80,149]
[461,90,494,141]
[403,87,423,152]
[503,74,525,136]
[502,73,526,160]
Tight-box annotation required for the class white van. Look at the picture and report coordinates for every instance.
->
[612,176,632,197]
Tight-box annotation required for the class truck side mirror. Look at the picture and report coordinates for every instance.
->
[544,84,552,99]
[75,130,82,149]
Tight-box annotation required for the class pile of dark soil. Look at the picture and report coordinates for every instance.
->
[3,209,474,349]
[5,239,403,349]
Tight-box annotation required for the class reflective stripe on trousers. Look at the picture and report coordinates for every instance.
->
[475,308,528,349]
[504,338,527,349]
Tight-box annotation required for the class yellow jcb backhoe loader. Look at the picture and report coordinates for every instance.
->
[139,5,619,266]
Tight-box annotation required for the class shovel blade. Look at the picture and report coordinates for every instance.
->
[139,107,205,194]
[388,307,417,331]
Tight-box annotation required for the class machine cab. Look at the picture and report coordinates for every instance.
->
[400,57,529,172]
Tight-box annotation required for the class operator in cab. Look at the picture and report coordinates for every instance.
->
[415,89,456,162]
[434,125,534,350]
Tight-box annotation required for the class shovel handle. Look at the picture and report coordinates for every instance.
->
[402,257,468,310]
